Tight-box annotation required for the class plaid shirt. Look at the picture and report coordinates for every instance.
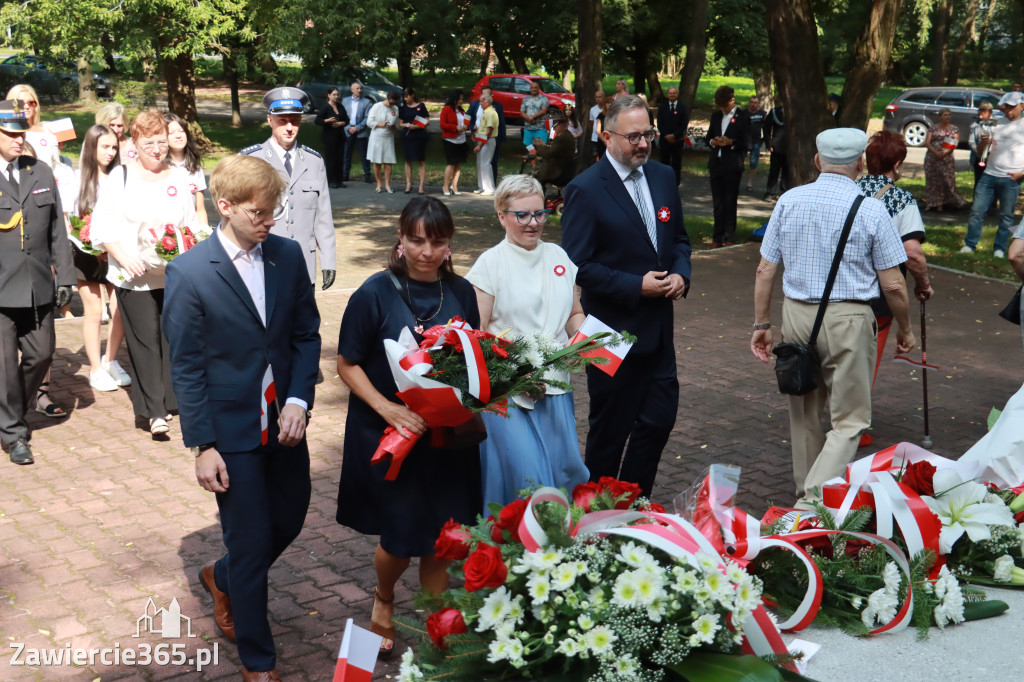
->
[761,173,906,302]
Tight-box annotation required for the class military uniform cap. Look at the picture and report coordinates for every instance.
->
[263,87,309,114]
[0,100,30,132]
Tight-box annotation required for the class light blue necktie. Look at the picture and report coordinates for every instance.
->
[628,169,657,250]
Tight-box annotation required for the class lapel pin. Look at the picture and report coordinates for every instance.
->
[658,207,671,222]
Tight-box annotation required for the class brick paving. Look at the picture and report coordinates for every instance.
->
[1,179,1022,681]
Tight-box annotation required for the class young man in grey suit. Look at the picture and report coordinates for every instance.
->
[342,82,373,183]
[241,87,337,291]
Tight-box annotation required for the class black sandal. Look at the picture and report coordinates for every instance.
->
[369,587,396,659]
[34,383,67,418]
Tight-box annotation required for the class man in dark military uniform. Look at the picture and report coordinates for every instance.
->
[0,99,73,464]
[241,87,336,290]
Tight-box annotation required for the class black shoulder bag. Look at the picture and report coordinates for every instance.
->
[772,195,865,396]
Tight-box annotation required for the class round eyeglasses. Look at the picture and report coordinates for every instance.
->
[607,129,657,145]
[237,204,287,222]
[503,209,551,225]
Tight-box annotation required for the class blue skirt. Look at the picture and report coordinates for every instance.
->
[480,392,589,513]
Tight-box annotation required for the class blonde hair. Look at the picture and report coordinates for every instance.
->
[209,154,286,205]
[96,102,129,132]
[7,84,40,125]
[494,174,543,212]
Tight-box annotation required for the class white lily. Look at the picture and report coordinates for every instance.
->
[921,469,1016,554]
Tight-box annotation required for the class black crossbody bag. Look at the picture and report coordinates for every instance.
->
[773,195,865,396]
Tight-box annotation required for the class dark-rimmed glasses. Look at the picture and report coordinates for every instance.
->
[606,129,657,145]
[502,209,551,225]
[237,203,287,222]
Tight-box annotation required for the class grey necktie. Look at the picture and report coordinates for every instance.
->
[283,151,292,176]
[628,169,657,250]
[7,162,17,193]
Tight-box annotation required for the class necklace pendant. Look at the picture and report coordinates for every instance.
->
[414,324,424,335]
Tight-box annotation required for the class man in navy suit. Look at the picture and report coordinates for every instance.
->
[561,94,691,499]
[656,86,689,186]
[163,154,321,682]
[342,82,373,183]
[705,85,749,248]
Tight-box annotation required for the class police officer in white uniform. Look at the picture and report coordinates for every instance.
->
[0,99,73,464]
[241,87,336,290]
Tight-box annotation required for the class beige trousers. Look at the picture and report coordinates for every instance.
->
[781,298,876,499]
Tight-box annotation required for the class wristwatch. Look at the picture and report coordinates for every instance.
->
[190,443,215,457]
[752,322,771,331]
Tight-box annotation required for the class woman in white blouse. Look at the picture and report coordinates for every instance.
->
[367,92,399,193]
[96,102,136,163]
[466,175,589,509]
[6,84,60,169]
[164,113,208,226]
[91,110,197,436]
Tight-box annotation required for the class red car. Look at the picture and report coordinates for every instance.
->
[471,74,576,122]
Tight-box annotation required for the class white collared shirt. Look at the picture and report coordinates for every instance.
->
[267,137,296,169]
[606,152,655,227]
[216,226,308,411]
[1,156,20,185]
[344,96,359,123]
[720,106,737,136]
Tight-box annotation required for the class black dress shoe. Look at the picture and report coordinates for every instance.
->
[9,439,33,465]
[338,182,346,188]
[364,176,373,183]
[329,183,340,189]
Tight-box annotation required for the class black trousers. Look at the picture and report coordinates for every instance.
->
[323,131,346,185]
[766,151,789,194]
[0,305,54,446]
[491,140,502,186]
[583,349,678,498]
[212,434,311,671]
[660,141,683,186]
[116,288,176,420]
[710,166,742,243]
[343,135,370,180]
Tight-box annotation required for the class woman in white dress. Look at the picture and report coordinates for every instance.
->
[96,102,136,163]
[367,92,399,193]
[164,113,208,226]
[466,175,590,510]
[91,110,198,436]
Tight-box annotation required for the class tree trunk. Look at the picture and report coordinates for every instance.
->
[838,0,904,130]
[479,37,491,77]
[945,0,981,85]
[677,0,709,111]
[493,43,512,73]
[76,55,95,102]
[223,50,242,128]
[646,63,663,105]
[766,0,831,187]
[576,0,602,168]
[562,70,573,89]
[754,70,773,110]
[977,0,999,55]
[509,42,529,75]
[929,0,953,85]
[100,33,116,74]
[397,41,415,88]
[632,46,647,98]
[163,52,213,151]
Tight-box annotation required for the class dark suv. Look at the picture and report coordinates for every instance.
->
[882,86,1006,147]
[296,66,403,112]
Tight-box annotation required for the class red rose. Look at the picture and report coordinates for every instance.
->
[160,235,177,252]
[434,518,472,560]
[491,499,526,543]
[642,502,666,513]
[463,543,507,592]
[426,607,467,648]
[491,343,509,358]
[572,481,601,511]
[598,476,641,509]
[901,461,936,497]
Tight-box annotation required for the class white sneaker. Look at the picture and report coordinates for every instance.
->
[102,356,131,386]
[959,246,974,254]
[89,370,118,392]
[149,417,169,435]
[994,249,1006,258]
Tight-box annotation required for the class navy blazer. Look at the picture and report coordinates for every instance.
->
[656,101,689,142]
[705,109,750,173]
[561,156,691,356]
[163,233,321,451]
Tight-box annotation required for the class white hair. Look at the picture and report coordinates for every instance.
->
[494,175,543,212]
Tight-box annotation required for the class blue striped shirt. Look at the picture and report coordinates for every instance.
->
[760,173,906,302]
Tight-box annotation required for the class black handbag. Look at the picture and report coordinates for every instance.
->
[999,285,1022,325]
[772,195,865,396]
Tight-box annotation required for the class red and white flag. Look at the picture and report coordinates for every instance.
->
[569,315,633,377]
[474,132,488,144]
[332,618,382,682]
[526,143,536,155]
[259,365,276,446]
[413,115,428,129]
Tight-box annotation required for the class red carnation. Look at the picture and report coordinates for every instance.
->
[160,235,177,252]
[491,499,526,543]
[463,543,507,592]
[83,213,92,226]
[901,461,937,497]
[572,481,601,511]
[183,235,197,250]
[165,225,176,236]
[490,343,509,358]
[79,225,91,243]
[426,607,467,648]
[598,477,642,509]
[434,518,472,560]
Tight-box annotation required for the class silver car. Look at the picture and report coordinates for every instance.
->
[882,86,1006,148]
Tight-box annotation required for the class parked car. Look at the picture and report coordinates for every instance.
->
[297,65,403,112]
[471,74,576,122]
[882,86,1006,148]
[0,54,112,102]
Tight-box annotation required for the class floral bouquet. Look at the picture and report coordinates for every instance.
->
[371,318,634,480]
[398,478,810,682]
[136,223,211,269]
[67,213,102,255]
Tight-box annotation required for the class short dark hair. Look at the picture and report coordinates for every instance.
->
[388,197,456,278]
[714,86,735,108]
[865,129,907,175]
[445,89,463,108]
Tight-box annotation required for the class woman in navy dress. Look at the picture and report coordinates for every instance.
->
[398,87,429,194]
[336,196,481,658]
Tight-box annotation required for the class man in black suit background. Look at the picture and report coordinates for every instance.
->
[705,85,749,247]
[561,94,692,498]
[656,86,689,187]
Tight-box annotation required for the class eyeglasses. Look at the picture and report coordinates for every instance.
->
[502,209,551,225]
[237,204,287,222]
[139,140,169,151]
[606,129,657,145]
[23,100,37,108]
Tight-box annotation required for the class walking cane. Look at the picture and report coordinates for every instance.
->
[920,301,932,449]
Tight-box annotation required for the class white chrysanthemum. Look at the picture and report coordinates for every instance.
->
[861,586,898,628]
[584,625,617,655]
[506,595,525,625]
[487,638,511,663]
[933,566,965,629]
[551,561,580,591]
[617,541,658,570]
[398,648,425,681]
[851,595,863,609]
[577,613,595,630]
[556,636,586,657]
[994,555,1015,582]
[612,568,667,608]
[882,562,900,592]
[517,334,545,368]
[477,585,513,632]
[697,553,721,573]
[517,548,564,573]
[724,561,747,585]
[528,573,552,604]
[732,578,760,611]
[614,653,640,674]
[505,638,526,667]
[673,568,700,594]
[690,613,720,645]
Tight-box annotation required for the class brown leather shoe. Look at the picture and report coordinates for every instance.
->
[723,240,736,246]
[199,562,236,642]
[241,666,282,681]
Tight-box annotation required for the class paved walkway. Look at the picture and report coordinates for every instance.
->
[1,180,1022,681]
